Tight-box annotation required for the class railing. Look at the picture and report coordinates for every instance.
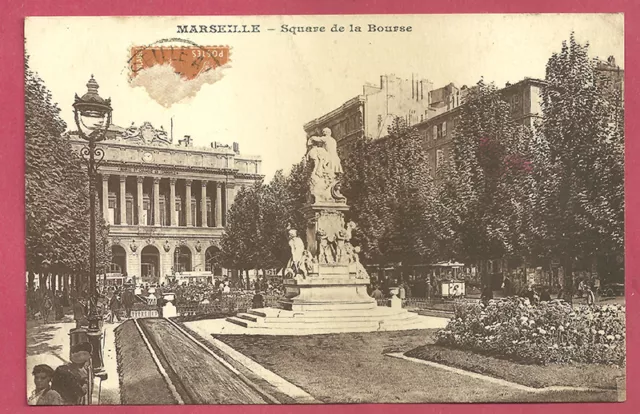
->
[376,297,474,313]
[174,294,282,321]
[131,309,159,318]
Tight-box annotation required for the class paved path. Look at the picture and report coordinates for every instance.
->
[135,318,273,404]
[26,317,120,405]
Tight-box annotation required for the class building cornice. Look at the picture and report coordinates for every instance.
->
[68,135,261,161]
[304,95,365,132]
[99,161,263,180]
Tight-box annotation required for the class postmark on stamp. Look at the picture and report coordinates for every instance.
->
[127,38,232,107]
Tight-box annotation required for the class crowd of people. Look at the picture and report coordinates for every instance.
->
[368,275,443,300]
[482,275,599,306]
[168,277,284,306]
[27,286,68,323]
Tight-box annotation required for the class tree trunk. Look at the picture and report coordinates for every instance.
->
[563,255,574,305]
[27,271,35,291]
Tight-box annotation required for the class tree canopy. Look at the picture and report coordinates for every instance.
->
[26,56,111,289]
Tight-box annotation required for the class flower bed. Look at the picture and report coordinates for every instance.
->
[436,297,625,365]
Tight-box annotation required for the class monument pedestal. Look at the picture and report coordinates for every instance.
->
[226,264,436,334]
[222,167,448,334]
[279,264,375,312]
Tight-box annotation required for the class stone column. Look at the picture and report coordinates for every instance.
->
[169,178,177,226]
[185,180,192,226]
[119,175,127,225]
[201,181,208,227]
[225,183,235,225]
[102,174,109,224]
[153,177,160,226]
[137,176,144,226]
[216,182,223,228]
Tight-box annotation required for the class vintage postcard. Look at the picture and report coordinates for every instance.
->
[25,14,624,405]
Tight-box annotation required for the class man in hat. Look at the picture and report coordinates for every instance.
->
[29,364,64,405]
[51,342,92,405]
[121,283,135,319]
[73,297,88,329]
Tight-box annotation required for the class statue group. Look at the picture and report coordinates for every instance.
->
[286,221,367,280]
[284,127,368,280]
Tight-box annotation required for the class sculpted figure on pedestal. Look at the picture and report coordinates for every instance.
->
[316,229,334,264]
[305,128,344,203]
[335,230,348,264]
[287,229,305,275]
[300,250,316,278]
[353,246,368,279]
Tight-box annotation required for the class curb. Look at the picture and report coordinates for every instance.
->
[386,353,611,394]
[181,320,319,404]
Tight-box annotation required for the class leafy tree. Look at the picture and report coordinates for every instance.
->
[26,55,111,293]
[534,34,624,299]
[285,160,310,237]
[342,118,437,266]
[450,80,533,286]
[262,170,294,269]
[220,181,264,275]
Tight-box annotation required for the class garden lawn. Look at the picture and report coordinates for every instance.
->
[213,329,617,403]
[405,344,624,389]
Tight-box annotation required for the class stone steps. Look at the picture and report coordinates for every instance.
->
[225,316,436,334]
[236,313,260,322]
[226,308,426,331]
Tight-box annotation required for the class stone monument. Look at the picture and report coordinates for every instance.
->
[225,128,440,334]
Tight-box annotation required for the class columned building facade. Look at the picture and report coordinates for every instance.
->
[69,122,262,285]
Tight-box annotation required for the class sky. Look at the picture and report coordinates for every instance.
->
[25,14,623,181]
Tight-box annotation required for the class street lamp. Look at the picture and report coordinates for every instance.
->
[73,75,112,385]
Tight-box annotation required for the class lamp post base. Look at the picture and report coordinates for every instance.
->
[87,315,105,373]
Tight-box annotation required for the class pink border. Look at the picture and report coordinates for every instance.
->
[1,0,637,413]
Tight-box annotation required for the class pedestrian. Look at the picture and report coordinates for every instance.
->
[73,297,88,329]
[540,287,551,302]
[578,280,585,298]
[54,292,64,320]
[403,282,412,298]
[503,276,512,296]
[41,290,53,324]
[27,286,37,320]
[398,284,406,300]
[121,285,135,318]
[481,284,493,305]
[524,285,535,303]
[586,284,596,306]
[371,285,384,300]
[109,292,122,323]
[51,342,92,405]
[29,364,64,405]
[252,290,264,309]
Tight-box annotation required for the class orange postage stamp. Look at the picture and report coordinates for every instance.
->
[126,39,232,107]
[129,43,230,80]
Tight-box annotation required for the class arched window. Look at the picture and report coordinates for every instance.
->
[111,245,126,275]
[205,246,222,276]
[174,245,192,273]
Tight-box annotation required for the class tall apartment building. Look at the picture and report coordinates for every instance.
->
[418,77,547,177]
[303,73,461,155]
